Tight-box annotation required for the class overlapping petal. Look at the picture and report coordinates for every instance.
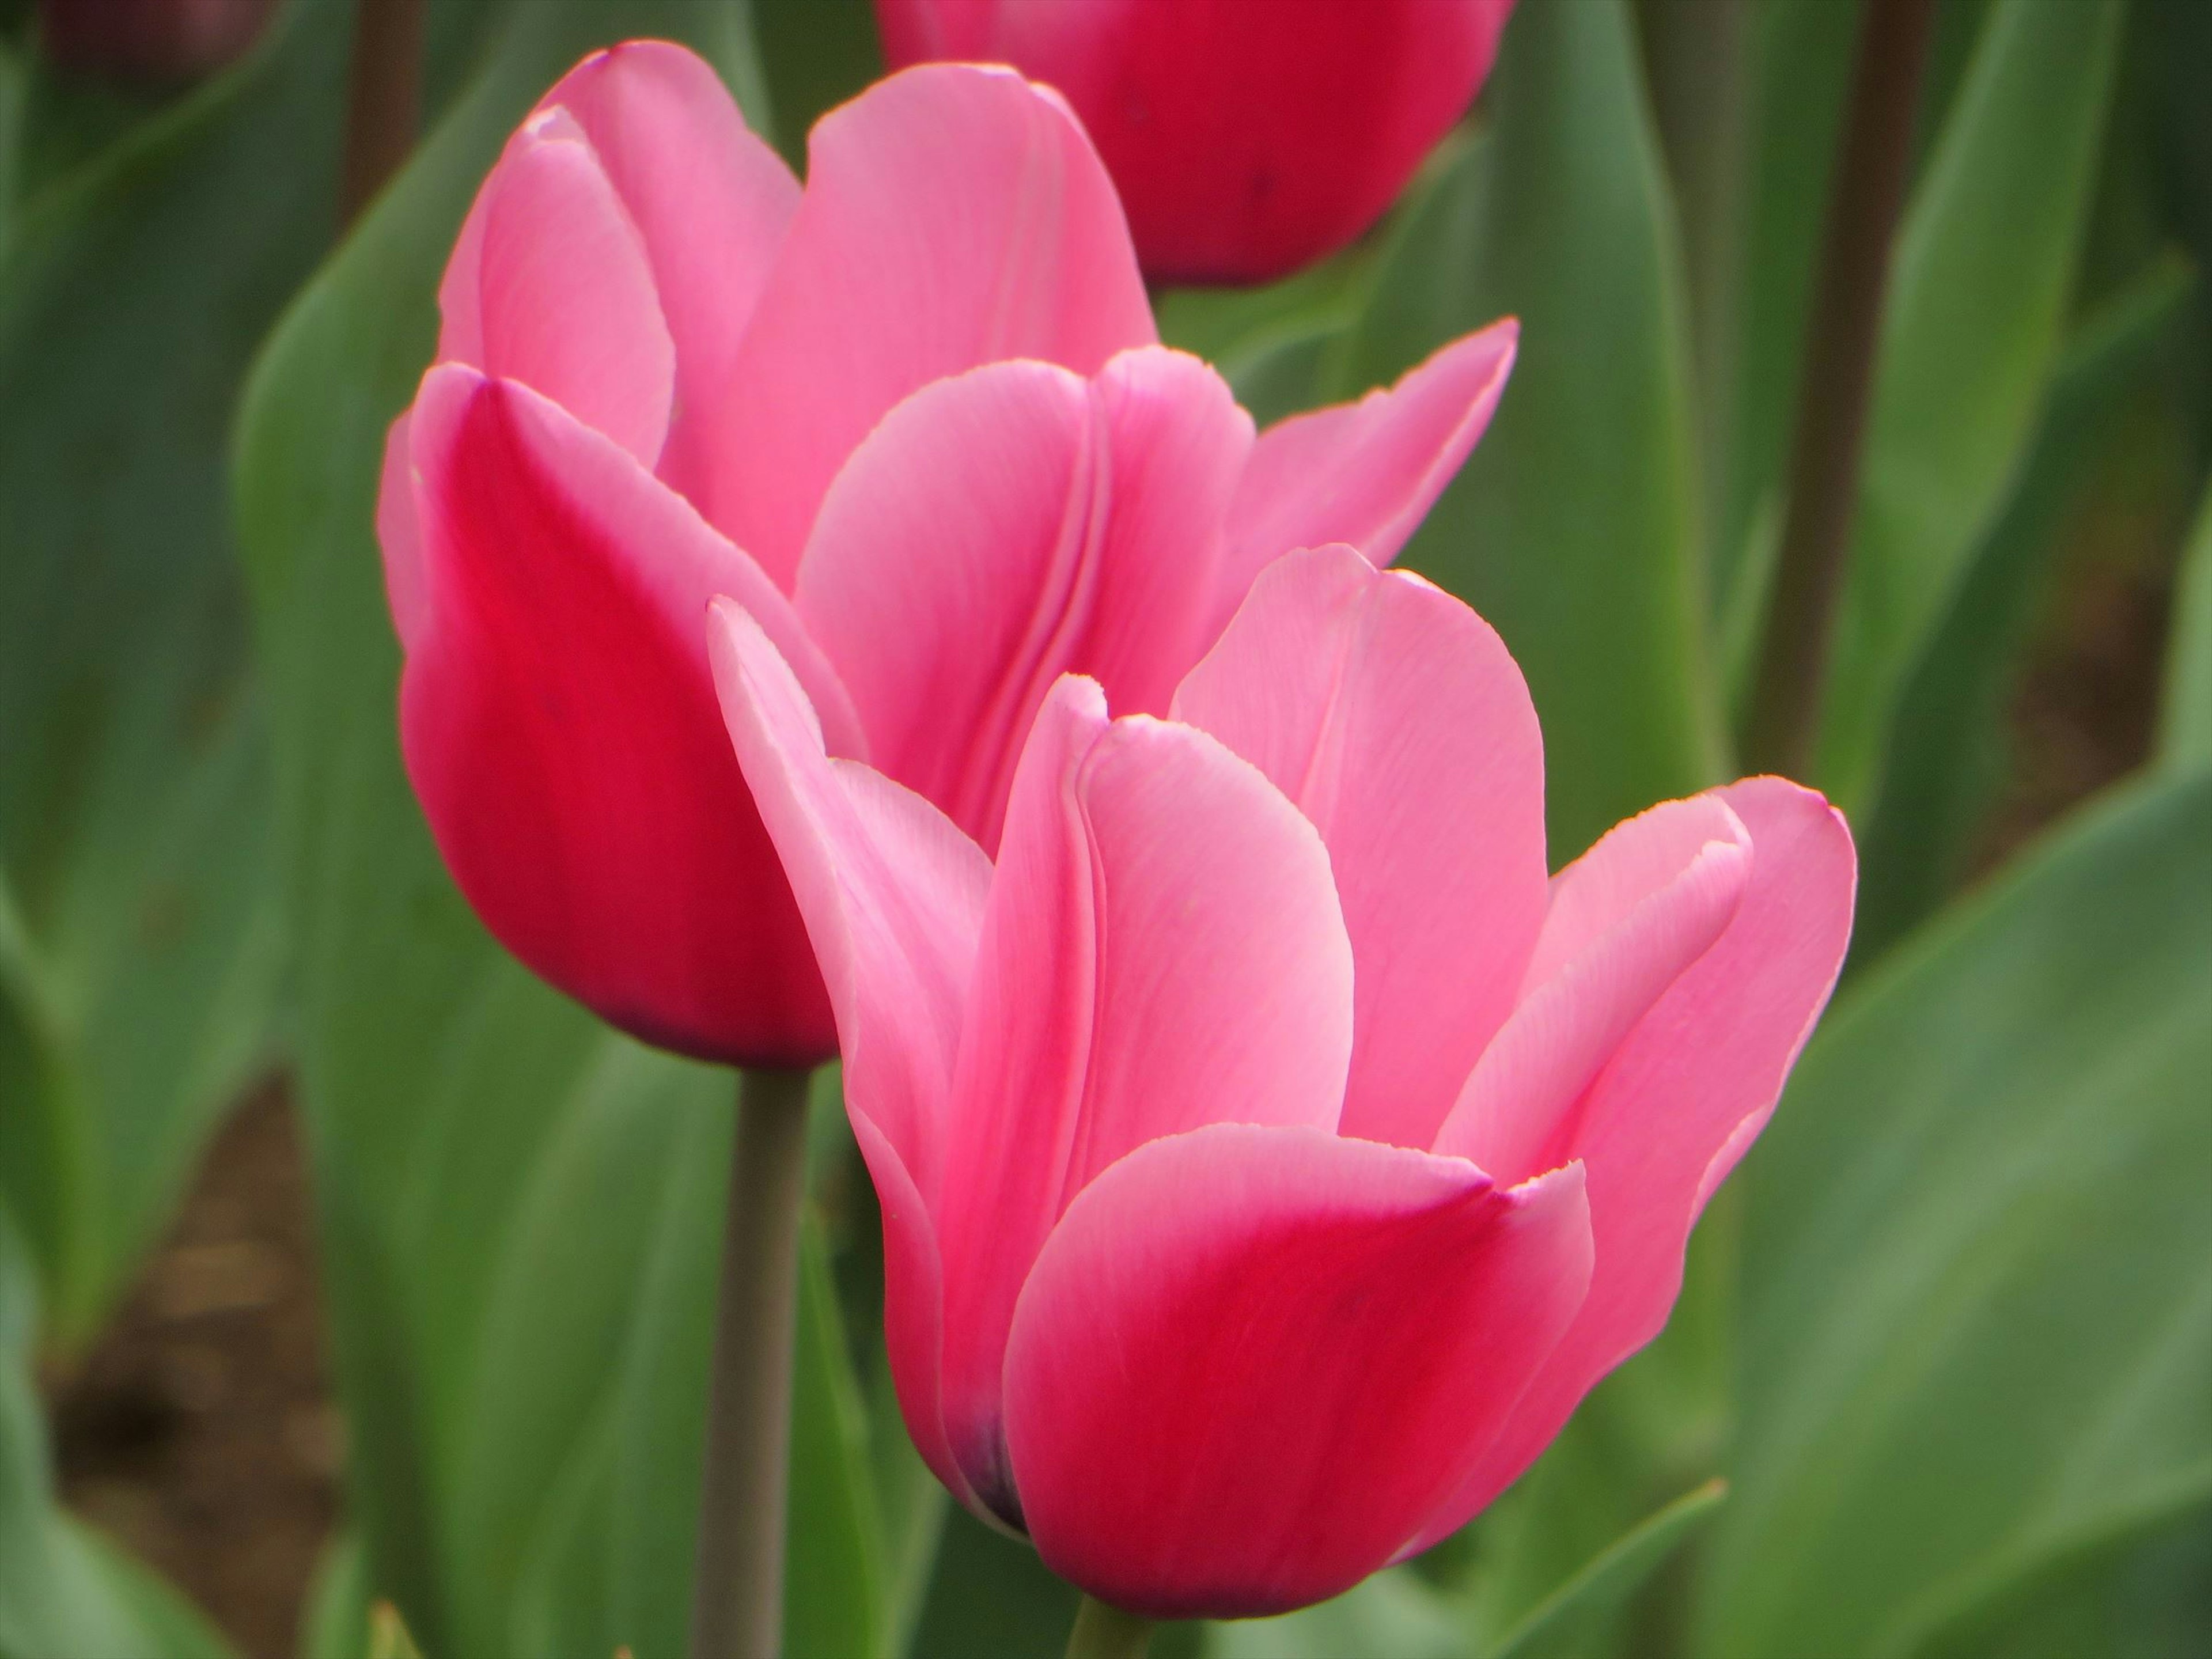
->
[794,347,1251,849]
[396,365,851,1065]
[1174,546,1547,1148]
[707,599,993,1494]
[703,63,1157,588]
[1002,1126,1590,1618]
[1217,321,1517,632]
[1415,779,1855,1548]
[933,688,1356,1514]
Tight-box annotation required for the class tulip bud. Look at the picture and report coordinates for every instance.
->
[875,0,1519,285]
[37,0,275,84]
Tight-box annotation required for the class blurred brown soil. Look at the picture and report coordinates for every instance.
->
[41,1083,339,1659]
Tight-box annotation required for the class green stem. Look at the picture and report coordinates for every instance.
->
[1064,1595,1154,1659]
[688,1066,815,1659]
[1741,0,1937,777]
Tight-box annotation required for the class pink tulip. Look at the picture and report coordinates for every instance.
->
[709,544,1855,1617]
[378,42,1518,1066]
[875,0,1519,285]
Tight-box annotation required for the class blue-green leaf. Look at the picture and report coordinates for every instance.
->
[1697,769,2212,1656]
[1815,0,2126,809]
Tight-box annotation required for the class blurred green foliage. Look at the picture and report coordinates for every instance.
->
[1,0,2207,1654]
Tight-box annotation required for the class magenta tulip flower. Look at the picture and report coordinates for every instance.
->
[876,0,1518,284]
[708,544,1856,1618]
[377,42,1518,1066]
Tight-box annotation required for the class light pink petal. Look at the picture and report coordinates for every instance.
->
[703,62,1157,589]
[794,347,1251,849]
[472,116,676,465]
[1172,546,1548,1149]
[1411,779,1855,1549]
[399,365,853,1065]
[1219,320,1518,634]
[376,409,427,651]
[708,601,995,1500]
[1432,796,1754,1181]
[1002,1126,1590,1619]
[537,42,801,500]
[930,699,1357,1517]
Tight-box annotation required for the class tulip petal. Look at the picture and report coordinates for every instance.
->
[1002,1126,1591,1619]
[472,116,676,465]
[927,698,1356,1517]
[537,43,801,499]
[704,63,1157,588]
[1431,796,1753,1181]
[708,599,995,1499]
[1218,320,1517,631]
[794,347,1252,849]
[400,365,855,1064]
[1173,546,1548,1149]
[1412,778,1855,1548]
[376,410,427,652]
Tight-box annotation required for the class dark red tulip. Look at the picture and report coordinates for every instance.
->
[876,0,1518,284]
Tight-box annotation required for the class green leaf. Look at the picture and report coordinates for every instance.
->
[301,1532,372,1659]
[0,0,349,1345]
[0,1202,234,1659]
[1210,1568,1463,1659]
[1707,0,1858,621]
[1330,0,1718,859]
[366,1601,426,1659]
[1696,768,2212,1657]
[1814,0,2126,810]
[752,0,881,165]
[1483,1479,1726,1659]
[2158,479,2212,771]
[1853,254,2198,961]
[229,3,902,1656]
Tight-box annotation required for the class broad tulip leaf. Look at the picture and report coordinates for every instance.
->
[1696,768,2212,1657]
[753,0,881,165]
[1211,1567,1463,1659]
[0,1203,234,1658]
[0,0,359,1344]
[231,4,881,1656]
[1330,0,1718,859]
[2160,481,2212,772]
[1484,1479,1726,1659]
[1853,255,2197,960]
[1814,0,2126,810]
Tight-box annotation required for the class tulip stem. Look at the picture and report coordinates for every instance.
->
[689,1065,815,1659]
[1740,0,1937,776]
[1064,1596,1154,1659]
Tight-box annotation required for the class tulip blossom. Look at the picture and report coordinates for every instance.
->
[709,544,1856,1618]
[377,41,1518,1066]
[876,0,1518,284]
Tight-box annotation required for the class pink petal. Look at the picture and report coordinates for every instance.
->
[707,599,995,1499]
[1172,546,1548,1149]
[536,43,801,501]
[376,409,427,651]
[1431,796,1754,1181]
[1218,321,1517,636]
[702,63,1157,589]
[471,114,676,465]
[930,698,1356,1517]
[794,347,1252,849]
[399,365,856,1065]
[1411,779,1855,1549]
[1002,1126,1591,1618]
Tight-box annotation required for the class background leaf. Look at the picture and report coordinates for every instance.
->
[1483,1479,1725,1659]
[0,0,355,1346]
[2159,481,2212,770]
[1812,0,2126,810]
[1696,767,2212,1657]
[1851,255,2198,961]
